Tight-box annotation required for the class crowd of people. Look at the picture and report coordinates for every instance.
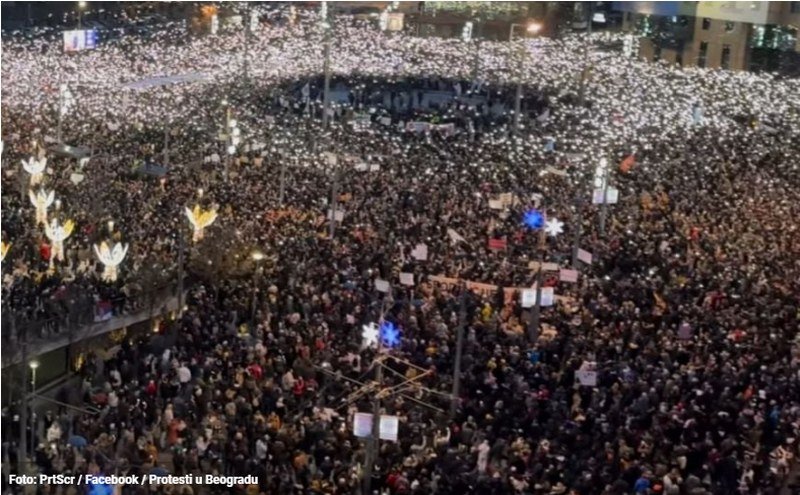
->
[2,4,799,495]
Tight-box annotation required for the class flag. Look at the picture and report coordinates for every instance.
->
[94,301,114,322]
[447,228,466,244]
[488,238,507,250]
[619,154,635,173]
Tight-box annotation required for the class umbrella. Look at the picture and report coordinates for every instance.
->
[68,435,87,448]
[149,467,168,477]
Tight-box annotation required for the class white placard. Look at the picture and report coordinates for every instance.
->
[323,152,338,166]
[328,209,344,222]
[379,117,392,126]
[576,370,598,387]
[399,272,414,286]
[592,187,619,204]
[379,415,399,442]
[540,287,555,307]
[69,173,85,185]
[411,243,428,261]
[559,269,579,283]
[577,248,593,265]
[369,164,381,172]
[353,412,372,438]
[542,262,560,272]
[521,289,536,308]
[544,166,568,177]
[375,279,390,293]
[353,413,399,441]
[488,199,503,210]
[355,162,368,172]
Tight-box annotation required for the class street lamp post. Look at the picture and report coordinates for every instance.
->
[321,3,333,129]
[578,3,594,107]
[509,23,541,134]
[529,222,546,342]
[78,1,86,30]
[251,251,265,323]
[449,285,467,418]
[29,361,39,457]
[362,294,391,495]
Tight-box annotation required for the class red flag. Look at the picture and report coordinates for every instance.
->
[488,238,507,250]
[619,154,635,173]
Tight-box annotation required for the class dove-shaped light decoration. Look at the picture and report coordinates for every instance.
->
[185,205,218,242]
[1,241,10,262]
[29,189,55,226]
[45,218,75,265]
[93,241,129,282]
[22,156,47,186]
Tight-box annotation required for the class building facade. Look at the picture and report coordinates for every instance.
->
[614,1,800,73]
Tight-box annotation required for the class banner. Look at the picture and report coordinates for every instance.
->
[488,238,507,250]
[559,268,579,283]
[405,122,431,133]
[577,248,593,265]
[411,243,428,261]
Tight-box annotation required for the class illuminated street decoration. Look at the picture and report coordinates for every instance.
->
[29,189,55,226]
[22,156,47,186]
[523,209,545,230]
[362,322,380,348]
[544,217,564,237]
[93,241,129,282]
[1,241,10,262]
[185,205,218,242]
[380,321,401,348]
[45,218,75,265]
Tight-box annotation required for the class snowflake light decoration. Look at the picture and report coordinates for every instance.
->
[361,322,379,348]
[380,321,401,348]
[523,209,544,230]
[544,218,564,237]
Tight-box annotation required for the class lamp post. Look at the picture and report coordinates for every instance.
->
[578,2,594,107]
[523,209,564,342]
[29,360,39,455]
[510,22,541,134]
[450,285,467,418]
[362,294,393,495]
[251,251,265,323]
[78,1,86,29]
[321,2,333,129]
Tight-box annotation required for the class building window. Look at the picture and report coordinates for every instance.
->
[702,18,711,30]
[698,41,708,68]
[725,22,735,32]
[721,44,731,69]
[792,2,800,13]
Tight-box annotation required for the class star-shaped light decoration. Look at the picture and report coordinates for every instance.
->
[361,322,379,348]
[522,209,544,230]
[380,321,401,348]
[544,217,564,237]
